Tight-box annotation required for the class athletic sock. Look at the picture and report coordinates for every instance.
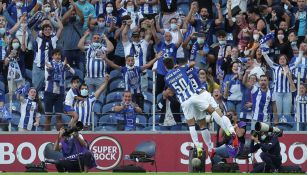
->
[200,128,213,152]
[222,116,235,134]
[189,125,201,147]
[212,111,230,135]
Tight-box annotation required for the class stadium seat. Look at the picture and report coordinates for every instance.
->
[127,141,157,172]
[99,114,118,126]
[74,68,84,80]
[109,79,125,92]
[106,91,123,103]
[44,142,63,162]
[147,70,153,81]
[143,102,152,114]
[102,102,118,114]
[0,81,4,91]
[148,115,160,126]
[143,91,153,103]
[93,101,103,114]
[10,112,20,126]
[136,115,147,128]
[61,114,71,126]
[109,69,123,82]
[95,125,117,131]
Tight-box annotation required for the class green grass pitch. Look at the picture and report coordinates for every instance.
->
[1,173,306,175]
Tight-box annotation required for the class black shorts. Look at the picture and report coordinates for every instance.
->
[44,91,64,114]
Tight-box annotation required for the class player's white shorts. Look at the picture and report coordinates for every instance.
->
[182,91,218,121]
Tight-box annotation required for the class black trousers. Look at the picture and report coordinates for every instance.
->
[156,73,165,96]
[252,152,281,172]
[55,152,93,172]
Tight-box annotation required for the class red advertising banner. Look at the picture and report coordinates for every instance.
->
[0,133,306,172]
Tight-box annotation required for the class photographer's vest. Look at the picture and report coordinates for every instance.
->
[61,138,86,160]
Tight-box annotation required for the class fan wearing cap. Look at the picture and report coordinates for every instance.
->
[210,121,246,165]
[186,32,210,70]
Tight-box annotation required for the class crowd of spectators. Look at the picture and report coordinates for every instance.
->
[0,0,306,131]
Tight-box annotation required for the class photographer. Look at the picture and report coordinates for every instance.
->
[250,130,281,173]
[53,126,96,172]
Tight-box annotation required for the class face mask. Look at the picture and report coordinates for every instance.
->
[197,38,204,44]
[106,7,113,13]
[98,22,105,28]
[127,6,134,13]
[219,40,226,45]
[126,64,135,70]
[80,89,88,96]
[253,34,259,41]
[44,7,51,13]
[261,135,267,140]
[0,28,5,35]
[170,23,177,30]
[16,2,23,7]
[277,34,284,40]
[291,41,297,46]
[70,16,77,22]
[92,42,101,48]
[12,43,20,50]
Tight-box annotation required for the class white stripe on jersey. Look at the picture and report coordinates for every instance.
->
[86,47,107,78]
[34,36,58,67]
[295,95,307,123]
[252,87,272,122]
[74,95,96,125]
[19,99,38,130]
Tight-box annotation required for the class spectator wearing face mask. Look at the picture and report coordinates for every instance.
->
[292,0,307,45]
[4,37,26,94]
[116,0,144,30]
[61,1,85,76]
[156,17,185,58]
[6,0,37,26]
[74,75,109,128]
[78,31,114,93]
[273,28,293,59]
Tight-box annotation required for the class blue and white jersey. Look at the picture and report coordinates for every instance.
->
[139,0,158,14]
[45,60,71,95]
[290,55,307,83]
[155,41,178,75]
[94,1,107,16]
[186,66,206,93]
[295,94,307,123]
[251,86,273,122]
[164,65,196,103]
[223,74,243,101]
[0,38,7,61]
[19,98,40,130]
[270,63,297,93]
[74,95,96,126]
[65,88,78,107]
[85,45,107,78]
[121,66,142,94]
[34,35,58,68]
[123,40,149,67]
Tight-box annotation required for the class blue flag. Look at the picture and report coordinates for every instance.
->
[259,32,275,45]
[15,83,30,96]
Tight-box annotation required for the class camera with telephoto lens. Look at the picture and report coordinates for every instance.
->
[255,122,283,137]
[62,121,84,137]
[251,130,259,137]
